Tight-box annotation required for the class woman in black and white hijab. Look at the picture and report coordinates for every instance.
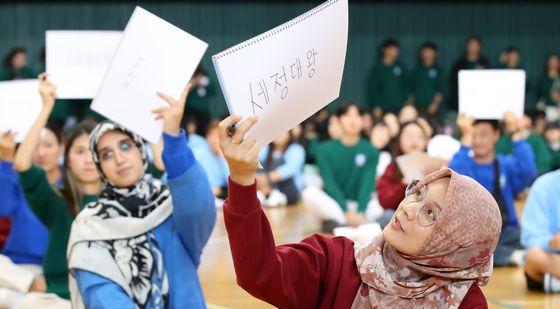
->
[67,84,216,309]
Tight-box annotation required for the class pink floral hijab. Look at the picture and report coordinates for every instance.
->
[352,168,502,309]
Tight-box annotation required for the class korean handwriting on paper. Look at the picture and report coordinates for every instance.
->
[123,57,146,88]
[249,48,318,115]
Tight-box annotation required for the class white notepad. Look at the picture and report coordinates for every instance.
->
[46,31,122,99]
[212,0,348,146]
[0,80,42,142]
[459,69,526,119]
[91,6,208,144]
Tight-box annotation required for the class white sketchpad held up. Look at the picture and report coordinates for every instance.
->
[459,69,526,119]
[46,30,122,99]
[0,80,42,142]
[212,0,349,146]
[396,152,449,182]
[91,6,208,144]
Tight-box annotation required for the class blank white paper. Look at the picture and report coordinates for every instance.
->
[459,69,526,119]
[46,30,122,99]
[91,6,208,144]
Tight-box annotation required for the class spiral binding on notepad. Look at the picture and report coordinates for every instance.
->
[212,0,340,60]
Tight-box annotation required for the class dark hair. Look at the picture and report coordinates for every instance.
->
[466,35,482,46]
[335,102,363,118]
[390,120,427,182]
[45,122,63,145]
[545,120,560,131]
[380,38,399,57]
[473,119,500,132]
[420,41,438,52]
[2,46,26,69]
[61,120,98,217]
[265,130,295,169]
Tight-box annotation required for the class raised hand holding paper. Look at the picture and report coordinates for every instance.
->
[213,0,348,146]
[459,69,525,119]
[0,80,42,142]
[46,31,122,99]
[91,6,208,144]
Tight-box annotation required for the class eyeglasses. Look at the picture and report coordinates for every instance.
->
[403,179,441,227]
[98,140,136,162]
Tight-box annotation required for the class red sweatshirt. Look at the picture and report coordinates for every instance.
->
[223,179,488,309]
[377,164,407,210]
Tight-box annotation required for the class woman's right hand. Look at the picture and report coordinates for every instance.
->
[218,115,259,186]
[38,73,57,109]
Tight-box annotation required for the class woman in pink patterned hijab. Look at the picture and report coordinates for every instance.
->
[352,168,502,308]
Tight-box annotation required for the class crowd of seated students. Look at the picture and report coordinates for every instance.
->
[1,33,560,308]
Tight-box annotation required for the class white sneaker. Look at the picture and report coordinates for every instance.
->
[509,249,526,267]
[264,189,288,208]
[544,273,560,293]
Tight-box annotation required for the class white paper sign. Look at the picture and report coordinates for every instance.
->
[46,31,122,99]
[459,69,526,119]
[212,0,348,146]
[91,6,208,144]
[0,80,42,142]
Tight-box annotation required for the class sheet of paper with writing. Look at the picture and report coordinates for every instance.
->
[0,80,42,142]
[91,6,208,144]
[212,0,348,146]
[459,69,525,119]
[46,31,122,99]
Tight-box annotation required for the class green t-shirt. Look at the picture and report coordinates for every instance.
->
[410,64,445,111]
[316,139,379,212]
[366,62,408,112]
[495,133,552,174]
[19,165,97,299]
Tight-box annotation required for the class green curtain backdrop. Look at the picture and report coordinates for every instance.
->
[1,1,559,117]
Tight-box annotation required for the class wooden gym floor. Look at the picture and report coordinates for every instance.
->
[199,205,560,309]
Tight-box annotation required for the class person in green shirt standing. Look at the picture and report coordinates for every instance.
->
[14,73,102,300]
[0,46,35,81]
[448,36,490,113]
[366,39,408,117]
[496,113,552,175]
[409,42,445,118]
[537,54,560,120]
[302,103,380,232]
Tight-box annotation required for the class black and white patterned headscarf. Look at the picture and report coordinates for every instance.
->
[68,121,172,309]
